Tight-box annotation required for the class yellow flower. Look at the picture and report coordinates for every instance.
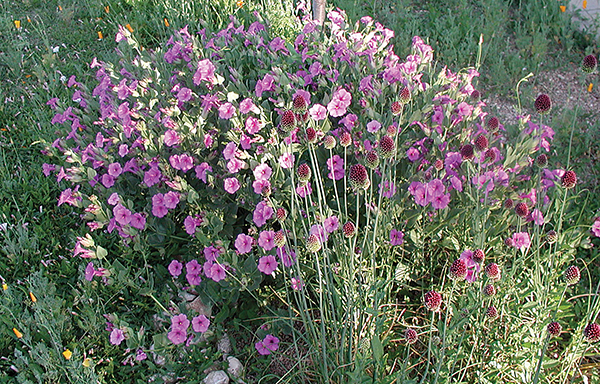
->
[2,283,7,290]
[164,18,169,27]
[104,5,110,13]
[13,328,23,339]
[29,292,37,303]
[14,20,21,29]
[82,358,92,367]
[237,0,244,7]
[588,83,593,92]
[125,24,133,33]
[583,0,587,9]
[62,349,72,360]
[98,31,103,40]
[559,5,566,12]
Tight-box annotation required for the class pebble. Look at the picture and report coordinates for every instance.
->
[203,370,229,384]
[227,356,243,378]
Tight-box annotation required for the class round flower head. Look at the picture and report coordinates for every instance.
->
[340,132,352,147]
[297,163,311,182]
[484,263,501,281]
[460,144,474,160]
[472,249,485,264]
[471,89,481,102]
[434,159,444,170]
[449,258,467,281]
[276,207,287,221]
[504,237,514,247]
[474,135,488,151]
[365,151,380,169]
[486,116,499,131]
[343,221,356,238]
[564,265,580,285]
[292,95,307,114]
[583,323,600,342]
[280,110,296,132]
[404,328,418,344]
[484,149,497,163]
[391,101,403,115]
[547,321,562,337]
[546,230,557,244]
[305,127,317,144]
[486,305,498,319]
[274,231,286,248]
[536,154,548,167]
[515,202,529,218]
[503,198,514,210]
[424,290,442,312]
[306,234,322,253]
[378,135,395,158]
[534,94,552,114]
[561,170,577,189]
[582,54,598,73]
[323,135,336,150]
[399,87,411,104]
[349,164,370,190]
[483,284,496,297]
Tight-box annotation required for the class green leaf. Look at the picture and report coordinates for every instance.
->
[371,334,384,365]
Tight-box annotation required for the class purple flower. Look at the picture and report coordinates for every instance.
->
[253,179,271,195]
[512,232,531,251]
[85,262,96,281]
[42,163,56,177]
[218,102,236,119]
[277,247,296,267]
[253,201,274,227]
[163,191,180,209]
[186,271,202,286]
[254,163,272,181]
[324,216,339,233]
[258,231,276,251]
[291,277,303,291]
[176,87,192,103]
[263,334,280,351]
[203,246,221,262]
[110,328,125,345]
[380,181,396,198]
[258,255,278,275]
[227,158,245,173]
[209,263,226,282]
[168,260,183,277]
[195,163,212,183]
[144,166,162,187]
[186,259,202,274]
[366,120,381,133]
[164,130,182,146]
[460,250,481,283]
[235,233,254,254]
[431,193,450,209]
[296,182,312,198]
[171,314,190,331]
[130,213,146,230]
[224,177,241,194]
[113,204,132,226]
[193,59,216,85]
[255,340,270,355]
[279,153,295,169]
[407,147,420,162]
[239,98,259,114]
[245,116,262,134]
[57,188,80,207]
[327,97,348,117]
[390,229,404,245]
[592,219,600,237]
[101,174,115,188]
[192,315,210,333]
[309,104,327,120]
[108,163,123,178]
[152,194,168,218]
[326,155,344,180]
[168,328,187,345]
[531,209,544,226]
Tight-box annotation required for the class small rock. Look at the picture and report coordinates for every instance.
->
[227,356,243,378]
[204,370,229,384]
[187,295,212,317]
[217,334,232,355]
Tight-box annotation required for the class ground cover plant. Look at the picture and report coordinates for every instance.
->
[1,0,599,383]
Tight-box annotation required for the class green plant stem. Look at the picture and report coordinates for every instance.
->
[419,310,436,384]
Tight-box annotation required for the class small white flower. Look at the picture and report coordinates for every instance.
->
[52,46,60,53]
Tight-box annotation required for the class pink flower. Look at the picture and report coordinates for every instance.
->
[258,255,278,275]
[144,166,161,187]
[592,219,600,237]
[255,340,270,355]
[168,328,187,345]
[327,98,347,117]
[253,201,274,227]
[218,102,236,119]
[101,174,115,188]
[163,191,180,209]
[263,334,280,351]
[186,271,202,286]
[380,181,396,198]
[326,155,344,180]
[110,328,125,345]
[407,147,420,162]
[245,116,262,134]
[512,232,531,251]
[235,233,254,254]
[152,194,168,218]
[291,277,303,291]
[58,188,80,207]
[254,163,272,181]
[171,314,190,331]
[209,263,226,282]
[108,162,122,177]
[203,246,221,262]
[113,204,132,226]
[239,98,259,114]
[431,193,450,209]
[308,104,327,120]
[193,59,216,85]
[130,213,146,230]
[186,259,202,274]
[195,162,212,183]
[296,182,312,198]
[366,120,381,133]
[192,315,210,333]
[390,229,404,245]
[164,130,182,146]
[324,216,339,233]
[224,177,241,194]
[227,158,245,173]
[258,231,276,251]
[85,262,96,281]
[333,88,352,107]
[460,250,481,283]
[279,153,295,169]
[277,247,296,267]
[168,260,183,277]
[184,215,201,235]
[531,209,544,226]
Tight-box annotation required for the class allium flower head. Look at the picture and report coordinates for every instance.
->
[306,234,322,253]
[547,322,562,337]
[449,258,467,281]
[486,305,498,319]
[536,154,548,167]
[561,170,577,189]
[297,163,311,182]
[280,110,296,132]
[424,290,442,312]
[484,148,497,163]
[534,94,552,114]
[276,207,287,221]
[343,221,356,238]
[484,263,501,281]
[379,135,395,158]
[404,328,418,344]
[349,164,370,190]
[340,132,352,147]
[365,151,380,169]
[292,95,307,114]
[564,265,580,285]
[546,230,558,244]
[583,323,600,342]
[582,54,598,73]
[274,231,286,248]
[474,135,489,151]
[483,284,496,297]
[503,198,514,210]
[515,202,529,218]
[486,116,499,131]
[399,87,411,104]
[460,144,474,160]
[472,249,485,264]
[391,101,402,115]
[323,135,336,149]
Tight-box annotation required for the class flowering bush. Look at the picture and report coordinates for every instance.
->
[43,8,597,382]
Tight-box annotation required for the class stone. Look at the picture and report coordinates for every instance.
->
[217,334,232,355]
[227,356,243,378]
[203,370,229,384]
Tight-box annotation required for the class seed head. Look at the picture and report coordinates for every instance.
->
[404,328,418,344]
[546,230,557,244]
[583,323,600,342]
[280,110,296,132]
[378,135,395,158]
[561,170,577,189]
[483,284,496,297]
[391,101,403,115]
[340,132,352,147]
[399,87,411,104]
[460,144,474,160]
[485,263,501,281]
[471,89,481,102]
[434,159,444,171]
[449,258,467,281]
[474,135,489,151]
[503,198,514,209]
[515,202,529,218]
[297,163,311,182]
[534,94,552,114]
[486,305,498,319]
[305,127,317,144]
[274,231,286,248]
[276,207,287,222]
[582,55,598,73]
[365,151,380,169]
[292,95,307,114]
[536,154,548,167]
[487,116,499,131]
[547,322,562,337]
[473,249,485,264]
[504,237,514,247]
[564,265,580,285]
[349,164,370,190]
[484,149,497,163]
[424,290,442,312]
[342,221,356,238]
[323,135,336,150]
[306,234,322,253]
